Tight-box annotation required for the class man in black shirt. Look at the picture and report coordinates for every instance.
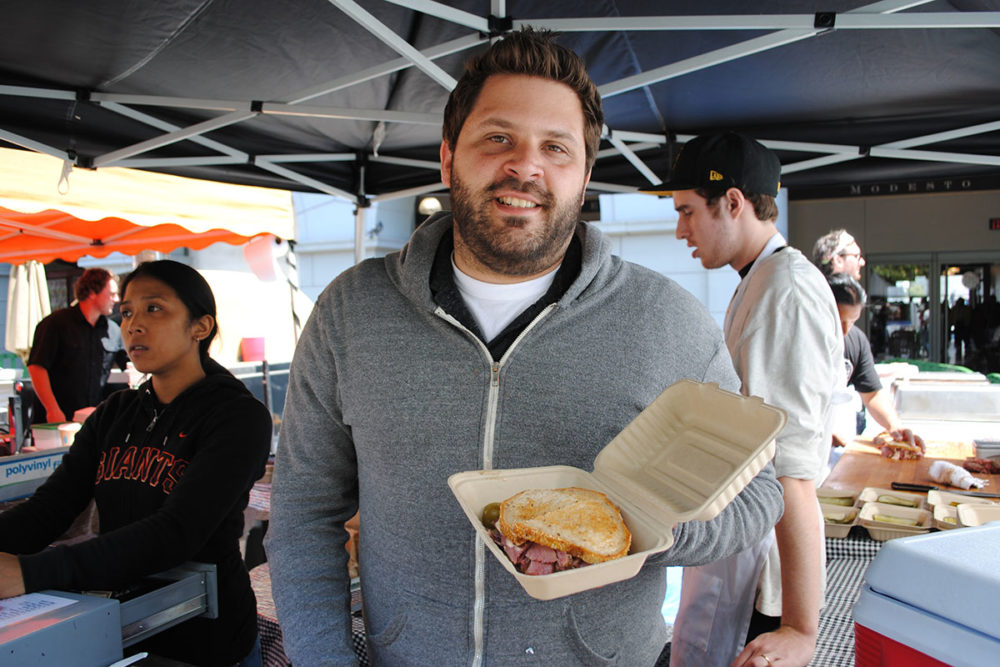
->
[27,268,127,423]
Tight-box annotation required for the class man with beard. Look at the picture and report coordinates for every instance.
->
[267,29,783,666]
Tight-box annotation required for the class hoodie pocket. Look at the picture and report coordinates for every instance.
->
[563,605,619,666]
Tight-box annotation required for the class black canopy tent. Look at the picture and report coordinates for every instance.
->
[1,0,999,208]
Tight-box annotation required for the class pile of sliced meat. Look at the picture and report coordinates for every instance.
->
[873,431,924,460]
[488,527,588,575]
[964,457,1000,474]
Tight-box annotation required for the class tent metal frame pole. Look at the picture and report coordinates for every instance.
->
[879,120,1000,150]
[327,0,457,91]
[354,205,365,265]
[599,0,929,98]
[383,0,489,32]
[606,132,662,186]
[115,156,246,169]
[371,182,446,204]
[587,181,647,194]
[261,104,440,125]
[93,108,259,167]
[371,155,440,171]
[255,159,356,201]
[524,12,1000,32]
[0,129,68,158]
[869,148,1000,167]
[100,101,249,160]
[286,34,483,104]
[258,153,357,163]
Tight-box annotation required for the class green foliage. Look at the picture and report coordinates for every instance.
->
[872,264,921,283]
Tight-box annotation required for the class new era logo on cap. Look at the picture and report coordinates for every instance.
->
[643,132,781,197]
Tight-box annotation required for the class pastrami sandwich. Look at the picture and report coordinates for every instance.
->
[483,487,631,575]
[873,431,924,460]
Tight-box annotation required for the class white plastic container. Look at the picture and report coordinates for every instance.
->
[858,501,932,541]
[955,503,1000,527]
[30,423,65,449]
[927,488,997,509]
[816,486,859,509]
[933,504,959,530]
[448,380,786,600]
[822,503,859,538]
[858,487,927,511]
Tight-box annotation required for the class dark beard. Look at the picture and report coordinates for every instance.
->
[450,173,582,277]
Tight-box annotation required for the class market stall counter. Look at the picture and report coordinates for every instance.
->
[810,436,1000,667]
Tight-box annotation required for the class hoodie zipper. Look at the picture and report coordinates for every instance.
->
[435,303,557,667]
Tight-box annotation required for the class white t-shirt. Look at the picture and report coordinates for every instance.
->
[452,256,557,342]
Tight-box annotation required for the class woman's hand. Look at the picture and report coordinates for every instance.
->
[0,552,26,598]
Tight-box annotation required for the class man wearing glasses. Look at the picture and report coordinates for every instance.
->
[813,229,865,281]
[812,229,925,452]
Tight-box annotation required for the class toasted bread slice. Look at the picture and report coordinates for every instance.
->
[498,487,631,564]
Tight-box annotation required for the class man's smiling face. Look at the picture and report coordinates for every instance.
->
[441,74,591,282]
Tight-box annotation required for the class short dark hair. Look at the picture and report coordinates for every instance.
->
[120,260,218,364]
[74,268,115,301]
[442,27,604,171]
[695,186,779,223]
[828,272,867,307]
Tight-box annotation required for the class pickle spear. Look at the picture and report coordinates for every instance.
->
[818,496,853,506]
[824,510,855,524]
[873,513,919,527]
[876,494,918,507]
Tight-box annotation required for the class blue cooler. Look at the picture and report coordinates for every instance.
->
[854,521,1000,666]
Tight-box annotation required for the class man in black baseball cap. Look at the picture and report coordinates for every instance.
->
[665,133,843,667]
[645,131,781,198]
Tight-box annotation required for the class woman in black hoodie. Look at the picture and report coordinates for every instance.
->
[0,260,272,666]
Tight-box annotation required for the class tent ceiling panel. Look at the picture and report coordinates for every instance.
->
[0,0,998,201]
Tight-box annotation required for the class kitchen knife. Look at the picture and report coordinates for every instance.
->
[890,481,1000,499]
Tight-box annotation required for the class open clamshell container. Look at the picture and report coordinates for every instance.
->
[448,380,786,600]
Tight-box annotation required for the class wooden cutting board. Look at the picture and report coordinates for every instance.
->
[824,439,998,493]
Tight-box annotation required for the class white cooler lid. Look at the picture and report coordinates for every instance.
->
[864,522,1000,641]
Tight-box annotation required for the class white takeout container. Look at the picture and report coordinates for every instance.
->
[955,503,1000,527]
[448,380,786,600]
[927,489,997,509]
[859,501,932,541]
[821,503,859,538]
[816,486,859,509]
[858,487,927,511]
[933,504,959,530]
[31,423,67,449]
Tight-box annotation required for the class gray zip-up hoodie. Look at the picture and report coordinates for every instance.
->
[267,214,783,666]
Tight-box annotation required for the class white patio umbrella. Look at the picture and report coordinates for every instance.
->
[5,260,51,364]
